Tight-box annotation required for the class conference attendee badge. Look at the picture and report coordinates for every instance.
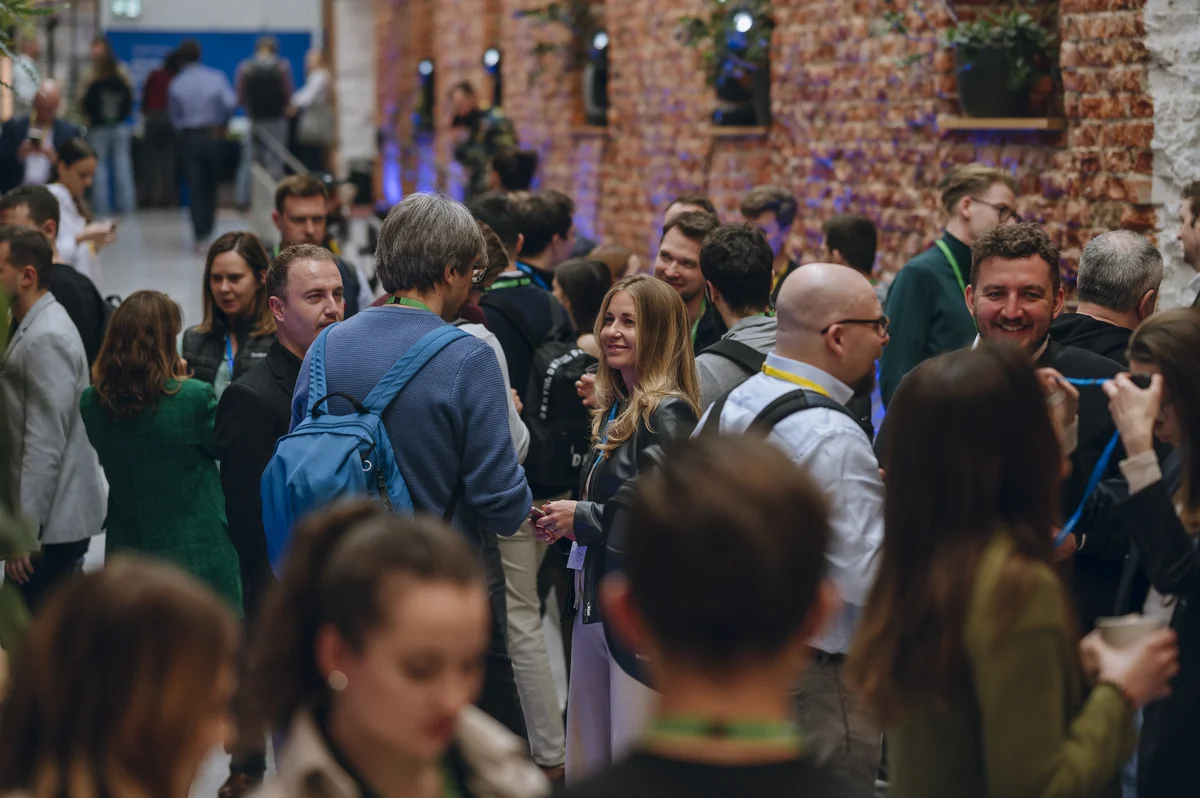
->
[567,543,587,570]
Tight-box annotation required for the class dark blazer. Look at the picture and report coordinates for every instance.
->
[0,116,84,193]
[215,340,301,620]
[572,397,697,625]
[1111,451,1198,796]
[1037,340,1125,633]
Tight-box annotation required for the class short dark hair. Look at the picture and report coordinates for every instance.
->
[0,224,53,288]
[467,191,521,254]
[275,175,327,214]
[667,194,717,216]
[823,214,878,276]
[177,40,201,64]
[516,191,573,257]
[740,185,797,229]
[699,224,773,315]
[0,185,60,229]
[268,244,338,300]
[970,223,1061,294]
[491,148,538,193]
[939,164,1018,214]
[662,209,720,245]
[1183,180,1200,224]
[624,435,830,670]
[553,258,612,333]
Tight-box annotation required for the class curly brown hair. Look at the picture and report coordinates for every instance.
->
[969,222,1061,293]
[92,291,189,418]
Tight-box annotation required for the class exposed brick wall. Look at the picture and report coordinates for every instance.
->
[377,0,1156,284]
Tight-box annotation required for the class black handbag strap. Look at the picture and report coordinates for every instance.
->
[699,339,767,376]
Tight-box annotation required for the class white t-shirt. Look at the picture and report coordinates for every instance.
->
[48,183,101,290]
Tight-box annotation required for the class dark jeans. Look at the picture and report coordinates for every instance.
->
[14,538,90,613]
[178,129,224,240]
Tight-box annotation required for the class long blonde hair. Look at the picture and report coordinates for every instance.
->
[591,275,700,455]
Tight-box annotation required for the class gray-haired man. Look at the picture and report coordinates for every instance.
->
[290,192,532,738]
[1050,230,1163,366]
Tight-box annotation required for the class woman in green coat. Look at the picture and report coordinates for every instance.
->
[80,290,241,612]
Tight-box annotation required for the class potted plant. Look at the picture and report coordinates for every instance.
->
[880,1,1056,118]
[515,0,609,125]
[678,0,775,126]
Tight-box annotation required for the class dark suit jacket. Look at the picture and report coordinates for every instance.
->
[0,116,84,193]
[215,340,301,621]
[1037,339,1125,633]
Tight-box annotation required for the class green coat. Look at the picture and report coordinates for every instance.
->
[888,533,1135,798]
[880,233,977,405]
[80,378,242,613]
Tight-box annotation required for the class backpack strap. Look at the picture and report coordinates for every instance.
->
[749,389,869,438]
[480,292,541,352]
[699,339,767,375]
[699,390,733,437]
[304,323,338,416]
[363,326,471,414]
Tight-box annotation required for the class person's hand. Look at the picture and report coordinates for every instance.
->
[1038,367,1079,438]
[17,139,36,159]
[1052,530,1078,561]
[79,222,116,246]
[535,500,578,543]
[510,388,523,416]
[576,373,597,409]
[1103,373,1163,457]
[4,554,34,585]
[1082,627,1179,708]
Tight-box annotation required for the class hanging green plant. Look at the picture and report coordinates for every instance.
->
[677,0,774,87]
[515,0,604,85]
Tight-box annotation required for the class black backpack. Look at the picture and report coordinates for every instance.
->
[480,292,594,489]
[243,59,287,120]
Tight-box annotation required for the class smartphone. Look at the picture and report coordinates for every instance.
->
[1130,373,1152,389]
[528,506,548,522]
[27,128,43,149]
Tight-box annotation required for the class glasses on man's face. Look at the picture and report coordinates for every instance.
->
[819,315,890,336]
[972,198,1022,224]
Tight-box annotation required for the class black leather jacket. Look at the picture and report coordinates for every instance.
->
[182,315,276,386]
[572,396,697,624]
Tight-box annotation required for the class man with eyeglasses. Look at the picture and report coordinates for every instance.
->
[879,164,1019,406]
[698,262,886,792]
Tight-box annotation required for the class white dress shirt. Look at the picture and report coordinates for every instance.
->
[697,351,884,654]
[48,183,100,288]
[1183,271,1200,308]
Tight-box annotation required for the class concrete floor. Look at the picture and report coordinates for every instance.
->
[79,209,567,795]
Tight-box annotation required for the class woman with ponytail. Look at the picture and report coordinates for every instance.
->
[49,136,116,288]
[250,501,548,798]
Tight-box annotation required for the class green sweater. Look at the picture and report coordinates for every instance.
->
[888,533,1135,798]
[880,233,976,406]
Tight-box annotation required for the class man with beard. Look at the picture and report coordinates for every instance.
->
[966,223,1124,632]
[698,262,885,791]
[652,209,725,353]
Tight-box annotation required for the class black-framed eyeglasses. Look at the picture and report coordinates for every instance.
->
[820,315,890,335]
[972,198,1022,224]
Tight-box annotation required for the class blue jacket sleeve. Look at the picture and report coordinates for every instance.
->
[453,344,531,537]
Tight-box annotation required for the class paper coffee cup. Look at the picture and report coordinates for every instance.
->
[1096,614,1165,649]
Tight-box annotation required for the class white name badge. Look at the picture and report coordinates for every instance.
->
[566,542,587,570]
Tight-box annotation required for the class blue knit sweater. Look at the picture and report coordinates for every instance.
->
[291,305,532,543]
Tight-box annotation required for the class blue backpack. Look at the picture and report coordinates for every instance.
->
[261,323,470,572]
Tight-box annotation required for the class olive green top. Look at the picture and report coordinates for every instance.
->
[888,533,1135,798]
[80,378,242,613]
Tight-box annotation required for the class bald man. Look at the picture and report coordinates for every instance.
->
[698,262,885,791]
[0,80,83,193]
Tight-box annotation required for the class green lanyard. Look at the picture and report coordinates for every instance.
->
[935,239,967,295]
[386,296,433,312]
[645,716,804,751]
[488,275,531,291]
[690,297,708,346]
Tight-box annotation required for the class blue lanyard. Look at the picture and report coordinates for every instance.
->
[516,261,551,291]
[1052,376,1118,547]
[224,335,235,377]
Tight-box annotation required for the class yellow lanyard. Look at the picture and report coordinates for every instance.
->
[760,364,831,398]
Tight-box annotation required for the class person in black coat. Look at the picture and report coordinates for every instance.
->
[1102,309,1200,797]
[0,82,83,194]
[213,244,344,796]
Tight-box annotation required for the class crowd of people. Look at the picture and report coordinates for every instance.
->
[1,156,1199,798]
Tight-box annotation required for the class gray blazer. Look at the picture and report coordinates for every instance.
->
[0,293,104,546]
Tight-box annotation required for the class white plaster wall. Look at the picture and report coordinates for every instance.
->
[1146,0,1200,308]
[102,0,322,38]
[332,0,377,165]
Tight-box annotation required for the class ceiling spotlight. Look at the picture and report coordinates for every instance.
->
[592,31,609,51]
[483,48,501,68]
[733,11,753,33]
[418,60,434,77]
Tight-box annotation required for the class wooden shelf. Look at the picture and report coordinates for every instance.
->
[938,116,1067,132]
[707,126,770,138]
